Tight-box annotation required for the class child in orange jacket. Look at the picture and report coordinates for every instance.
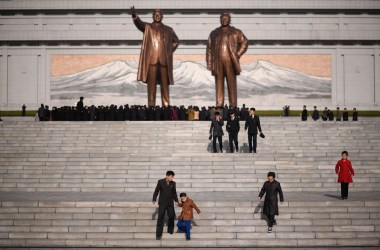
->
[176,193,201,241]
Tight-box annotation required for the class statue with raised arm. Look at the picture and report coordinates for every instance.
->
[130,6,180,107]
[206,13,248,108]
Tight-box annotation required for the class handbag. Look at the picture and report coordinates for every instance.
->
[259,132,265,138]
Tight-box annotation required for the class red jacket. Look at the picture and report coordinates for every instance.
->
[335,159,354,183]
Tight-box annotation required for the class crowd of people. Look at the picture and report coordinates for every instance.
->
[301,105,359,121]
[35,97,253,122]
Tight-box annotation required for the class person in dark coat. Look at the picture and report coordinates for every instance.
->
[76,97,84,120]
[335,151,354,199]
[322,107,328,121]
[179,106,187,120]
[301,105,308,121]
[38,104,45,121]
[312,106,319,121]
[352,108,358,121]
[258,171,284,233]
[90,105,96,121]
[22,104,26,117]
[199,107,207,121]
[152,170,179,240]
[209,111,224,153]
[328,109,334,121]
[240,104,248,120]
[336,107,342,121]
[44,105,51,121]
[226,110,240,153]
[342,108,349,121]
[244,108,262,154]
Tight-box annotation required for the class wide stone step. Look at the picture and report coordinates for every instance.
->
[0,197,379,247]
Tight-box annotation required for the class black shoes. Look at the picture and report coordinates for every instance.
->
[156,236,162,240]
[186,237,191,241]
[268,227,272,233]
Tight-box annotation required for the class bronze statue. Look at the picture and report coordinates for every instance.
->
[130,6,179,107]
[206,13,248,108]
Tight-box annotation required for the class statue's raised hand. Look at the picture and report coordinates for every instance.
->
[130,6,137,18]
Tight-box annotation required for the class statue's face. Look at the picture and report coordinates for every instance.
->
[153,10,163,23]
[220,14,231,26]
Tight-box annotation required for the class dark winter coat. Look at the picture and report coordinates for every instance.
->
[210,118,224,136]
[245,115,262,135]
[226,117,240,134]
[259,180,284,216]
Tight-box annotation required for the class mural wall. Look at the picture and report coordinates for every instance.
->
[50,54,332,108]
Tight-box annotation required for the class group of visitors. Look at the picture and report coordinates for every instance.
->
[153,170,284,240]
[302,105,359,121]
[209,108,264,154]
[155,150,354,240]
[35,97,253,122]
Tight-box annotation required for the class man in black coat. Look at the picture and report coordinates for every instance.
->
[353,108,358,121]
[301,105,308,121]
[226,110,240,153]
[258,171,284,233]
[76,97,84,120]
[240,104,248,121]
[209,111,224,153]
[152,170,179,240]
[244,108,262,153]
[342,108,349,121]
[312,106,319,121]
[38,104,45,121]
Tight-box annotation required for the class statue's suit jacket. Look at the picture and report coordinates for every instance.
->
[133,16,180,85]
[206,26,248,76]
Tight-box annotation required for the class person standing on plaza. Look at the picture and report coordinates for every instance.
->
[312,106,319,121]
[301,105,308,121]
[22,104,26,117]
[152,170,179,240]
[244,108,262,154]
[226,110,240,153]
[210,111,224,153]
[335,151,354,200]
[258,171,284,233]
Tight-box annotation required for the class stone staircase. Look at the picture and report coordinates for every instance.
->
[0,118,379,247]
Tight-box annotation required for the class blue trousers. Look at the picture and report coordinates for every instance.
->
[177,220,191,238]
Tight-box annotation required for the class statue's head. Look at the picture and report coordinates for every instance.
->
[152,9,163,23]
[220,12,231,26]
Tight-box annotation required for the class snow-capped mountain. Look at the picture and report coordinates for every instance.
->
[51,59,331,106]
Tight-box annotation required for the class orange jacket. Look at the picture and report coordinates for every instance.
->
[178,198,201,220]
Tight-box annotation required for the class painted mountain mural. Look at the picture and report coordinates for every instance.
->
[51,60,331,108]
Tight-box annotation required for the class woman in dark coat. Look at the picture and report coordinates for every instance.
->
[258,171,284,233]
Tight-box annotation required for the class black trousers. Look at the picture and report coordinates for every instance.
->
[213,135,223,152]
[341,182,349,198]
[248,134,258,152]
[156,204,175,237]
[268,214,275,227]
[228,133,238,152]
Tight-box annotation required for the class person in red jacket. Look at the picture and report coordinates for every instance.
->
[335,151,354,200]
